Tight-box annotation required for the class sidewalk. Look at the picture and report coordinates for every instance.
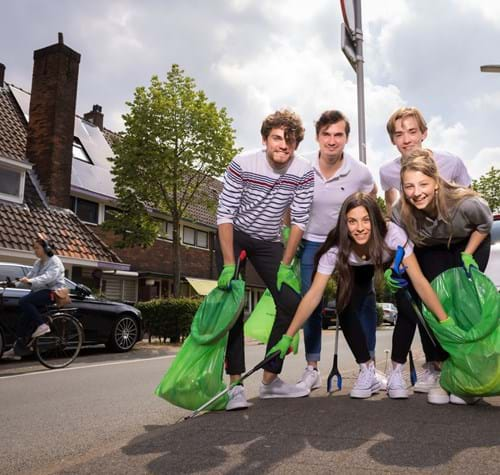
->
[53,353,500,475]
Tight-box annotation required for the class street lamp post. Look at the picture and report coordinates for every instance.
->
[340,0,366,164]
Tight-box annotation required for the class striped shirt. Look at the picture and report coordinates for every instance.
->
[217,149,314,241]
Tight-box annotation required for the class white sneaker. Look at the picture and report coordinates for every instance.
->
[375,369,388,391]
[414,364,440,393]
[387,364,408,399]
[259,377,310,399]
[350,362,381,399]
[427,385,450,404]
[297,366,321,391]
[31,323,51,339]
[226,385,252,411]
[449,394,482,405]
[2,348,21,360]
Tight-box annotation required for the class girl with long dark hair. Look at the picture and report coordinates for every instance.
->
[270,192,451,399]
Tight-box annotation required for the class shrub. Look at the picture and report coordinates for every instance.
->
[136,297,202,343]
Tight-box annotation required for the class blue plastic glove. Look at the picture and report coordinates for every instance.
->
[267,335,293,359]
[384,268,408,294]
[217,264,235,289]
[461,252,478,277]
[276,262,301,294]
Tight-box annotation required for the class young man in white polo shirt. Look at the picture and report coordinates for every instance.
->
[380,106,472,393]
[296,110,380,391]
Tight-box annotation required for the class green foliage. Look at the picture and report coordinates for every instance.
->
[136,297,202,343]
[472,166,500,213]
[376,196,387,217]
[105,64,240,247]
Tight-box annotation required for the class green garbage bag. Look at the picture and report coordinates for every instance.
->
[244,288,300,354]
[156,278,245,411]
[422,267,500,397]
[190,280,245,345]
[155,334,228,410]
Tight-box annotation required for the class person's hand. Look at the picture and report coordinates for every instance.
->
[461,252,478,277]
[19,277,30,284]
[276,262,300,294]
[267,335,293,359]
[384,268,408,293]
[217,264,235,289]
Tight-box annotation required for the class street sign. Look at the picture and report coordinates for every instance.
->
[341,22,357,72]
[340,0,355,35]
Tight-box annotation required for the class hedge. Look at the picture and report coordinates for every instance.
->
[136,297,202,343]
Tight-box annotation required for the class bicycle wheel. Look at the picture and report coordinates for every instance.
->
[35,314,83,369]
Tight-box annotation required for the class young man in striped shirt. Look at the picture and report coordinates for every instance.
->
[216,109,314,410]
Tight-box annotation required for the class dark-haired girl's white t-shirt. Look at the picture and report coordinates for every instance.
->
[317,222,414,275]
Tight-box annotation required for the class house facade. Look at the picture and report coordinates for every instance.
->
[0,34,265,308]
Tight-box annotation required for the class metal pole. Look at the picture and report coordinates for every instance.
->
[354,0,366,164]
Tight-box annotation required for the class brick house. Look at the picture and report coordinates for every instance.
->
[0,34,265,308]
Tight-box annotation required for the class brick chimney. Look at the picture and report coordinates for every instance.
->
[0,63,5,87]
[26,32,81,208]
[84,104,104,130]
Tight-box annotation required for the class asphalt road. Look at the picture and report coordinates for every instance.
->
[1,327,498,474]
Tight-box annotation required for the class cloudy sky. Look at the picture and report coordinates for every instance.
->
[2,0,499,188]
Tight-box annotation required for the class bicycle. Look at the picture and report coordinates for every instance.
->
[0,281,84,369]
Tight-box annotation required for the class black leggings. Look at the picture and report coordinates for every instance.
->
[215,229,301,375]
[391,235,491,364]
[337,266,375,364]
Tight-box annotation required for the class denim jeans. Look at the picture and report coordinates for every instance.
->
[17,289,52,339]
[300,240,324,362]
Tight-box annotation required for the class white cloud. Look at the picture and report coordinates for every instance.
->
[425,116,468,157]
[467,91,500,111]
[469,147,500,178]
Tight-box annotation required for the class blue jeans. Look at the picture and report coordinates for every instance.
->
[17,289,52,339]
[300,240,323,362]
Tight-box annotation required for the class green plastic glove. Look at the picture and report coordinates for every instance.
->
[217,264,235,289]
[276,262,301,294]
[461,252,478,277]
[384,268,408,294]
[267,334,293,359]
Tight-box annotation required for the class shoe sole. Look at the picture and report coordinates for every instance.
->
[226,402,253,411]
[260,391,310,399]
[427,396,449,404]
[450,396,482,406]
[31,328,51,338]
[388,390,409,399]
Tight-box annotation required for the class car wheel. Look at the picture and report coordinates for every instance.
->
[106,315,139,352]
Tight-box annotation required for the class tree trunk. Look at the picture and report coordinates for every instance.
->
[172,215,182,297]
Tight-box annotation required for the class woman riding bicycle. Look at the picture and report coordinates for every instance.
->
[3,234,65,359]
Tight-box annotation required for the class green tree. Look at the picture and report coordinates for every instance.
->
[376,196,387,217]
[472,166,500,213]
[105,65,240,296]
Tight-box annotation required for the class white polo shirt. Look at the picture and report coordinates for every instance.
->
[379,150,471,192]
[303,152,375,242]
[317,222,414,274]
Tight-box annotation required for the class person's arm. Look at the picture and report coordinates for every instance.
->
[463,230,488,256]
[285,272,331,336]
[369,183,378,198]
[281,224,303,265]
[403,253,448,322]
[385,188,399,216]
[27,259,63,288]
[218,223,235,266]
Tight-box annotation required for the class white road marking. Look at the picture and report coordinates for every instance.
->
[0,354,176,380]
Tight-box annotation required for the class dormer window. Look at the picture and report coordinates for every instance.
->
[0,156,30,204]
[72,137,92,163]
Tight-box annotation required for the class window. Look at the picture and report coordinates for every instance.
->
[71,196,99,224]
[156,220,173,240]
[182,226,209,249]
[0,160,26,204]
[104,205,120,222]
[0,264,27,282]
[72,137,92,163]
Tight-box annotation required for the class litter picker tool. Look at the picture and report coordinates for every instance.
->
[408,350,417,386]
[181,350,280,422]
[327,315,342,392]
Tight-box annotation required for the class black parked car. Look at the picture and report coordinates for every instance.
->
[0,262,143,356]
